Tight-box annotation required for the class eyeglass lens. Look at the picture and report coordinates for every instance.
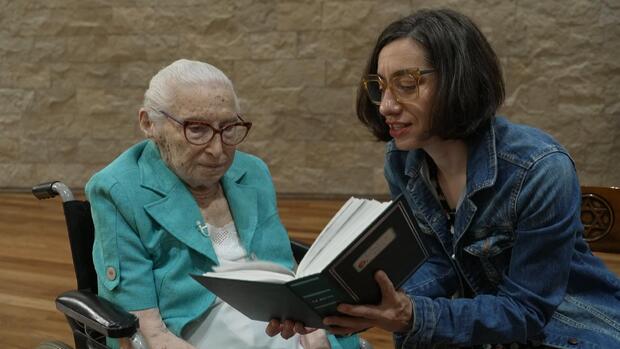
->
[365,74,420,105]
[185,122,249,145]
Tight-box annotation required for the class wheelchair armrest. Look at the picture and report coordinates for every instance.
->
[56,290,139,338]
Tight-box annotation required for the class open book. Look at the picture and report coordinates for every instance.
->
[191,195,428,328]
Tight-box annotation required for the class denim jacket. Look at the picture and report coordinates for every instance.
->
[386,117,620,349]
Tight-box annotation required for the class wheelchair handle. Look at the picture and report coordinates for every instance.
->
[32,181,75,202]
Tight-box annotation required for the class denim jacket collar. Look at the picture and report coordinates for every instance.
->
[465,121,498,197]
[387,119,499,199]
[386,120,501,258]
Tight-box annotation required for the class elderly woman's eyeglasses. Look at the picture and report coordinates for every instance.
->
[159,110,252,146]
[362,68,435,105]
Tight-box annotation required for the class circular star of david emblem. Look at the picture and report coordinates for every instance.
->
[581,193,614,242]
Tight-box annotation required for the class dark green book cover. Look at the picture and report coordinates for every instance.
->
[191,195,428,329]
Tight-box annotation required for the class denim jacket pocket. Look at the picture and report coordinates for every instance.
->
[463,232,514,287]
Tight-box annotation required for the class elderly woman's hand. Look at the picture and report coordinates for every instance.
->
[265,318,318,338]
[322,270,414,336]
[122,308,197,349]
[265,320,330,348]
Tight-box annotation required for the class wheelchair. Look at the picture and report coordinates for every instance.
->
[31,181,315,349]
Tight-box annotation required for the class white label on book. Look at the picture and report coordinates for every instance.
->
[353,227,396,272]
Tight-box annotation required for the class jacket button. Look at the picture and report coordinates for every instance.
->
[567,338,578,345]
[106,266,117,280]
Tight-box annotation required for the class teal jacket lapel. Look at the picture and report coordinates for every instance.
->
[137,141,258,264]
[221,167,258,255]
[139,141,218,263]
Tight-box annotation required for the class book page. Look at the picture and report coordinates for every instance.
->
[324,200,391,260]
[203,260,296,283]
[296,197,364,276]
[300,200,389,277]
[297,199,391,278]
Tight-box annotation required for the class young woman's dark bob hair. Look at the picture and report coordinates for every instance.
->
[357,9,505,141]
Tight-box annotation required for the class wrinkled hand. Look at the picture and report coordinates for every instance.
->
[128,308,197,349]
[265,318,318,339]
[322,270,413,335]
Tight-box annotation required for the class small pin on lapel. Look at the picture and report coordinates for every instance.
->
[196,221,209,237]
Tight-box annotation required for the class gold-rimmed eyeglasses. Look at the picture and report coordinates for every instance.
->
[362,67,435,105]
[159,110,252,146]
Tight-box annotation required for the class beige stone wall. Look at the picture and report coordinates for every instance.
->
[1,0,618,195]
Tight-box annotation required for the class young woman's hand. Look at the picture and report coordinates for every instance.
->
[322,270,414,335]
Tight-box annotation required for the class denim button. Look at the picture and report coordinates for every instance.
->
[567,338,578,345]
[451,254,456,259]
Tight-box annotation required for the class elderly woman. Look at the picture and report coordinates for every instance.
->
[86,59,359,349]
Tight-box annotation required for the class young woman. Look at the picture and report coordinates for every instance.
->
[270,9,620,349]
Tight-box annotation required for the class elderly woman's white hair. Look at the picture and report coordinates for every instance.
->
[143,59,239,121]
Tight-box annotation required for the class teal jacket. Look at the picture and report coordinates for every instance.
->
[86,140,359,349]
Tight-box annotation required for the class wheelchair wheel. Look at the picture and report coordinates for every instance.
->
[35,340,73,349]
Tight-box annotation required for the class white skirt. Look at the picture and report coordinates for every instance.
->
[183,299,302,349]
